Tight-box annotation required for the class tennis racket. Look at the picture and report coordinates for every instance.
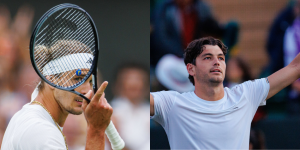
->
[29,3,125,150]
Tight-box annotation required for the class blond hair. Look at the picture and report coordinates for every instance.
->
[35,40,92,91]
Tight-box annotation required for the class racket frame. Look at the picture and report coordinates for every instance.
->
[30,4,125,150]
[30,3,99,103]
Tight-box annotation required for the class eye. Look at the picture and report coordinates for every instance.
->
[74,77,83,81]
[219,57,225,60]
[204,57,211,60]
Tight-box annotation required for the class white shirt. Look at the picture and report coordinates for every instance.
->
[151,78,270,150]
[1,103,66,150]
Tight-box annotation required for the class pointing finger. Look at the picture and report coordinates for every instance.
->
[92,81,108,103]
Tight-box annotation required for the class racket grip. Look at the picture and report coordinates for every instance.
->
[105,121,125,150]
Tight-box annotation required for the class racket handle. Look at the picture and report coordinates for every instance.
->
[105,121,125,150]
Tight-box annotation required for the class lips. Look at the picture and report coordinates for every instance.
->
[75,99,83,102]
[75,97,83,103]
[210,68,222,73]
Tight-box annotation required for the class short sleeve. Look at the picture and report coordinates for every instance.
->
[150,91,178,128]
[241,78,270,111]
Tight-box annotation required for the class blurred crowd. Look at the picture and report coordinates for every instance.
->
[150,0,300,149]
[0,4,37,148]
[0,4,150,150]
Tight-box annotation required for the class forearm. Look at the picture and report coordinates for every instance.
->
[267,53,300,99]
[85,126,106,150]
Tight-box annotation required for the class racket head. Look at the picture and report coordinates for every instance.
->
[30,3,99,91]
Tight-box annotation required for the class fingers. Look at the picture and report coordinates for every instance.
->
[85,90,93,100]
[91,81,108,103]
[82,97,88,111]
[99,93,106,104]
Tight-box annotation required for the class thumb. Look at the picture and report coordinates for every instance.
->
[82,90,93,111]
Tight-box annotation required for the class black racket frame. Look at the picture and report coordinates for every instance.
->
[30,3,99,103]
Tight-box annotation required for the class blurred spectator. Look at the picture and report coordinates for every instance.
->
[63,114,87,150]
[0,5,10,35]
[283,0,300,115]
[224,57,253,88]
[108,62,150,150]
[11,4,34,65]
[0,32,18,91]
[0,4,38,148]
[155,54,194,92]
[15,64,39,101]
[150,0,239,67]
[249,129,266,149]
[265,1,296,76]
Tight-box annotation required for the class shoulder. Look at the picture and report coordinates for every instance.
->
[22,114,66,149]
[4,105,66,149]
[20,104,62,137]
[151,90,182,100]
[151,90,179,96]
[24,119,63,138]
[17,105,64,138]
[226,78,269,99]
[20,122,66,149]
[229,78,265,89]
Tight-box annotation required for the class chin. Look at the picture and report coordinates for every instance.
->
[69,111,83,115]
[209,77,224,83]
[66,108,83,115]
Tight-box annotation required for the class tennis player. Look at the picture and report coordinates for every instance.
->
[1,42,112,150]
[150,36,300,149]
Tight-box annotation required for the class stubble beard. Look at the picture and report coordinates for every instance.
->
[197,73,224,86]
[208,76,223,84]
[55,96,83,115]
[64,104,83,115]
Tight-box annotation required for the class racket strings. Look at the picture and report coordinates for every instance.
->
[34,10,92,60]
[41,43,91,87]
[35,40,91,71]
[35,13,93,64]
[33,7,96,88]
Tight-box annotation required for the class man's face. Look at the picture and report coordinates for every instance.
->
[118,68,148,102]
[189,45,226,85]
[52,69,92,115]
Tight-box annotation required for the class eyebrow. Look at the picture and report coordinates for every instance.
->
[201,53,225,57]
[73,74,87,78]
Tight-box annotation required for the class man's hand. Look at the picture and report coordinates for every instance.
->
[82,81,113,130]
[81,81,113,150]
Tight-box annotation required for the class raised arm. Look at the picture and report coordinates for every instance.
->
[82,81,113,150]
[267,53,300,100]
[150,94,154,116]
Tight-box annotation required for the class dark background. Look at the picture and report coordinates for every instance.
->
[0,0,149,100]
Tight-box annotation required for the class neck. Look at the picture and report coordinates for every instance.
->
[34,90,68,127]
[194,81,224,101]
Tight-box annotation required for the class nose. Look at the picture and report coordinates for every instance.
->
[77,80,92,95]
[213,57,220,66]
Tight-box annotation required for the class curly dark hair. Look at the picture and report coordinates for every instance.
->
[184,37,228,85]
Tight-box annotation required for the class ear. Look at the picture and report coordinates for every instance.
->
[45,76,55,90]
[187,63,195,76]
[47,83,55,90]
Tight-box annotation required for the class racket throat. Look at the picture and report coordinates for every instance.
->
[79,94,91,103]
[70,90,91,103]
